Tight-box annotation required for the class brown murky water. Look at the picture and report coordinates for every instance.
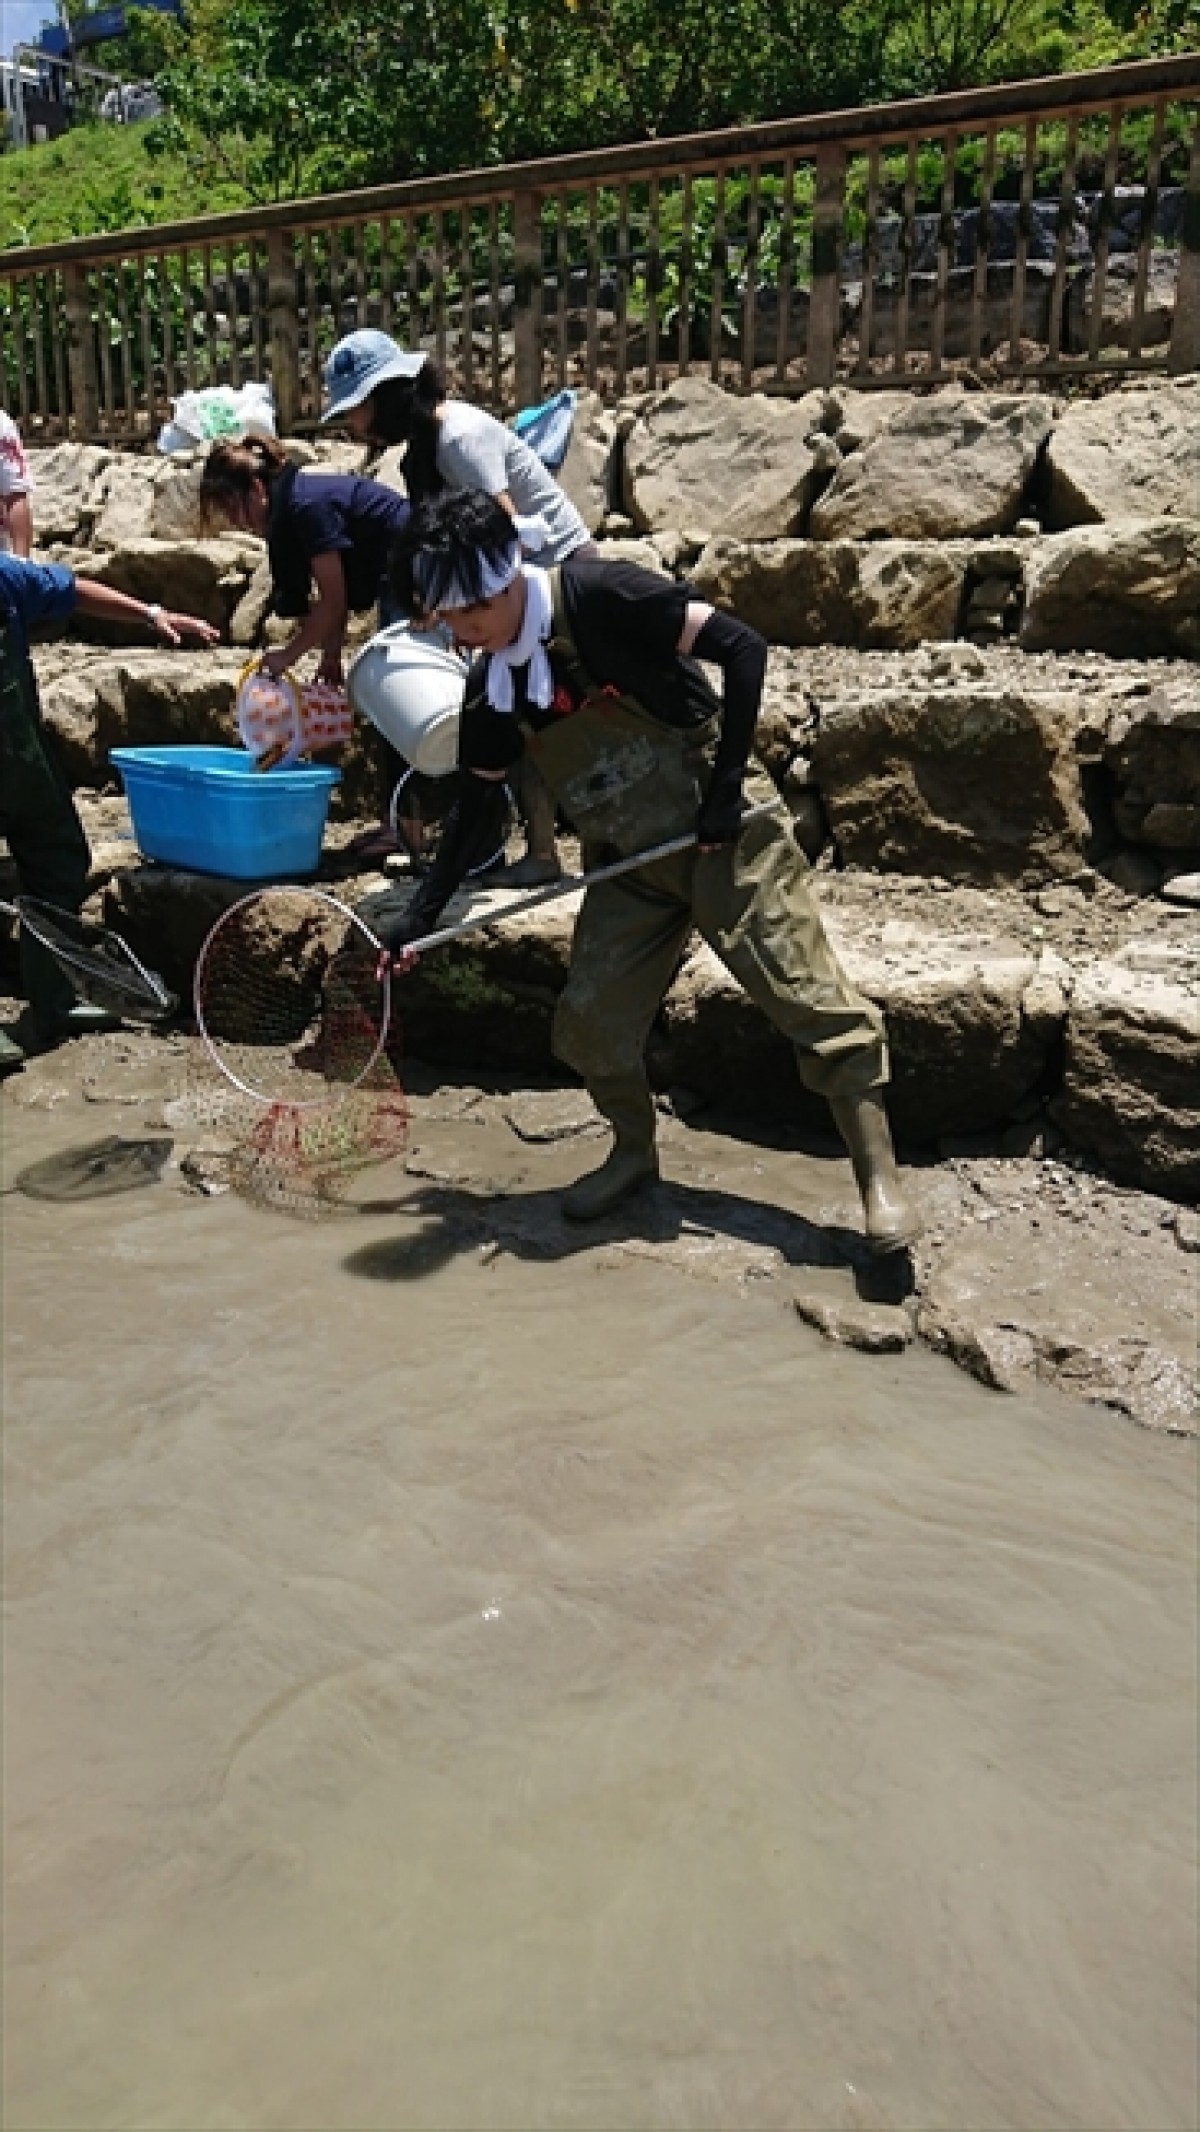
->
[3,1098,1197,2132]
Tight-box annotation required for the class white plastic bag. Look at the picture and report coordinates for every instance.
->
[157,381,277,455]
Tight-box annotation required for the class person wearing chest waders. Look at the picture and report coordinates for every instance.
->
[199,436,412,690]
[321,329,598,887]
[378,490,921,1253]
[0,553,220,1075]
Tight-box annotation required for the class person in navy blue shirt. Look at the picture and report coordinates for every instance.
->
[199,436,411,688]
[200,436,414,857]
[0,554,219,1072]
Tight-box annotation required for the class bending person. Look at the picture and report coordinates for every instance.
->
[380,490,920,1254]
[200,436,413,852]
[321,330,598,886]
[0,553,219,1073]
[199,435,411,686]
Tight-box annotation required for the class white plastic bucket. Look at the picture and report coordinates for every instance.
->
[346,622,467,778]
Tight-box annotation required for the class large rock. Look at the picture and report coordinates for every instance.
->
[1020,519,1200,659]
[88,453,209,550]
[228,553,275,646]
[807,686,1095,883]
[658,909,1066,1139]
[913,1158,1195,1431]
[1106,679,1200,858]
[1063,251,1179,357]
[78,537,260,632]
[809,389,1054,541]
[150,462,210,543]
[622,376,829,540]
[27,443,113,544]
[90,456,159,547]
[1044,379,1200,529]
[691,537,964,647]
[1053,939,1200,1200]
[555,390,616,532]
[822,386,917,455]
[849,261,1058,363]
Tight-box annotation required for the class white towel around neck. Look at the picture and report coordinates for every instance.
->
[485,563,554,714]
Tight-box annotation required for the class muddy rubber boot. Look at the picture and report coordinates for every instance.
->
[562,1078,660,1222]
[828,1088,922,1255]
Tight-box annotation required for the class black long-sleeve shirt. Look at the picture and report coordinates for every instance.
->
[391,553,767,944]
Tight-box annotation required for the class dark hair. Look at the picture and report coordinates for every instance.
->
[198,435,291,528]
[388,489,518,617]
[363,362,445,503]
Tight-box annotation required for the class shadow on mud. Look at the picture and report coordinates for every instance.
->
[339,1177,915,1303]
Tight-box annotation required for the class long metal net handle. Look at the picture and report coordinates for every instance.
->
[396,799,784,957]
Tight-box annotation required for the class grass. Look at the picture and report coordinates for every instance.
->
[0,122,249,251]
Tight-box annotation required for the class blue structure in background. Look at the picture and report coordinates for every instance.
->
[35,0,181,55]
[2,0,181,148]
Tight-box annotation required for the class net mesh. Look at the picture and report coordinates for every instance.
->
[189,888,409,1218]
[12,898,175,1022]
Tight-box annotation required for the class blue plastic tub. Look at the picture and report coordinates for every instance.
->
[111,746,341,880]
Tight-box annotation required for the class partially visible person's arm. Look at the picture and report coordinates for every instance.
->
[6,492,33,558]
[72,578,222,645]
[678,598,768,851]
[262,552,348,682]
[0,413,33,557]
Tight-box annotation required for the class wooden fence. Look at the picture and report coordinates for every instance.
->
[2,53,1197,441]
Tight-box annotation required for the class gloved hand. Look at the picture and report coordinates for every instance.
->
[376,906,433,958]
[696,773,745,849]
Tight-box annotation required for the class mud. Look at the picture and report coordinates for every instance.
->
[3,1047,1197,2132]
[6,1018,1195,1433]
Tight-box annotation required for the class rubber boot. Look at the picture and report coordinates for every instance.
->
[828,1087,921,1254]
[562,1077,660,1222]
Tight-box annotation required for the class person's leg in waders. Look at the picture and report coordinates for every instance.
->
[551,861,695,1220]
[505,754,562,887]
[0,625,92,1067]
[691,773,918,1253]
[553,785,918,1252]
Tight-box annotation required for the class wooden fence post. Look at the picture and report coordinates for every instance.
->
[63,262,100,439]
[513,187,542,409]
[266,228,302,431]
[806,143,845,386]
[1168,123,1200,374]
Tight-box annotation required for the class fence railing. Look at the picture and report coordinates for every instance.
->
[2,54,1197,441]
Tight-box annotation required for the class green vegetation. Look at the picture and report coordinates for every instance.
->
[145,0,1194,205]
[1,0,1192,246]
[0,115,248,248]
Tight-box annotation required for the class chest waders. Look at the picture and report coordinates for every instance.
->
[0,620,91,1035]
[513,575,918,1246]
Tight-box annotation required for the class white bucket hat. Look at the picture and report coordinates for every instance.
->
[320,330,426,424]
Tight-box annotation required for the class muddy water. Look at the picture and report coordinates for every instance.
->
[3,1098,1197,2132]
